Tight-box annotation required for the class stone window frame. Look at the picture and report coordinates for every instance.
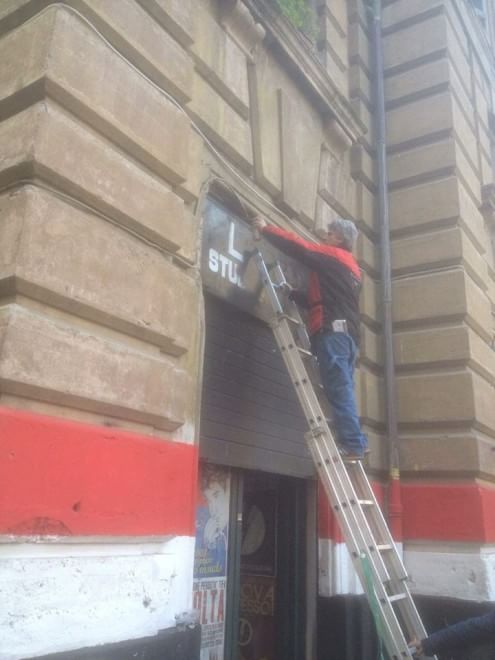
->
[243,0,365,146]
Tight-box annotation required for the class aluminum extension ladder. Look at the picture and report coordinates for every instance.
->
[255,250,435,660]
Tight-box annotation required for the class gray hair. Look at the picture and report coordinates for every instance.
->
[327,218,358,252]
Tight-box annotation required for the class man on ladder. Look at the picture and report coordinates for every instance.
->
[253,215,368,460]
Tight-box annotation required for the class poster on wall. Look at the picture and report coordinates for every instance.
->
[193,464,230,660]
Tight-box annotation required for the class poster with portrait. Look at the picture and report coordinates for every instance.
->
[193,464,230,660]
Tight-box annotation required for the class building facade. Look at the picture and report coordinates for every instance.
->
[0,0,494,659]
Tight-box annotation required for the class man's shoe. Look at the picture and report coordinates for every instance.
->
[339,447,369,461]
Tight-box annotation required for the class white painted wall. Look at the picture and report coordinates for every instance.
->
[405,543,495,602]
[318,539,404,597]
[319,539,363,596]
[0,536,195,660]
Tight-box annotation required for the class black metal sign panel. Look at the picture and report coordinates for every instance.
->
[201,197,307,320]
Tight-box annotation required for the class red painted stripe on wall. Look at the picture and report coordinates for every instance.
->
[318,480,385,543]
[0,407,198,537]
[401,482,495,543]
[318,480,495,543]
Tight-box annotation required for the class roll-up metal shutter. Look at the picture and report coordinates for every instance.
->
[200,294,314,478]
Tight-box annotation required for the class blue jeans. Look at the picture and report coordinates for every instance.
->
[314,331,368,454]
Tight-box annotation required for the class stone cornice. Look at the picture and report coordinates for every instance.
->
[244,0,366,144]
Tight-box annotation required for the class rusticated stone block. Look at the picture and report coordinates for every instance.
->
[391,226,462,275]
[0,7,192,185]
[0,305,191,430]
[465,274,493,341]
[458,182,487,255]
[387,92,453,148]
[388,138,456,187]
[349,62,371,104]
[392,269,469,325]
[350,98,374,146]
[360,272,379,326]
[355,181,376,233]
[350,142,374,188]
[383,14,447,72]
[136,0,195,47]
[360,325,381,369]
[385,58,450,104]
[348,21,370,73]
[394,325,470,369]
[453,141,481,206]
[355,231,377,275]
[77,0,193,103]
[175,128,205,204]
[191,1,249,119]
[472,371,495,436]
[319,0,347,36]
[382,0,444,30]
[358,368,384,426]
[0,102,196,257]
[460,231,489,292]
[389,176,460,234]
[452,97,479,179]
[0,186,199,355]
[399,434,485,476]
[468,330,495,385]
[397,371,475,425]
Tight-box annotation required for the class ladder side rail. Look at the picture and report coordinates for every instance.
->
[256,252,285,315]
[255,251,434,658]
[270,262,313,351]
[349,462,408,582]
[311,430,392,585]
[306,435,377,579]
[270,322,375,557]
[310,444,416,658]
[391,579,431,649]
[273,319,391,585]
[272,322,416,658]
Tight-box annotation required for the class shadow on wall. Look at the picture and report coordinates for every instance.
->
[28,625,201,660]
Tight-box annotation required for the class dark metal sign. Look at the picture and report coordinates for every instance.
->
[201,197,307,320]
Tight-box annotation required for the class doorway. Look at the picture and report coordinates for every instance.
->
[225,471,312,660]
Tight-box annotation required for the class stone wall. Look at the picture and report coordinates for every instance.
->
[1,0,495,656]
[383,0,495,602]
[0,0,368,656]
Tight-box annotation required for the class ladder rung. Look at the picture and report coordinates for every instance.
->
[376,544,393,552]
[388,593,407,603]
[277,312,301,325]
[296,346,313,358]
[358,499,375,507]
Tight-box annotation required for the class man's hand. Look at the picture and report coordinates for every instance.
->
[408,639,423,657]
[253,215,267,232]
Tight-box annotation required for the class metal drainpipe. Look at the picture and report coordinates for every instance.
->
[370,0,403,540]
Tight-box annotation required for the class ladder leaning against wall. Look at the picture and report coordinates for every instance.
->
[254,249,435,660]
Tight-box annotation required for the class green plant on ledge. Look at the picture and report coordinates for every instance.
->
[274,0,316,36]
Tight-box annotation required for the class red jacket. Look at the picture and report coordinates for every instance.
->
[261,225,362,344]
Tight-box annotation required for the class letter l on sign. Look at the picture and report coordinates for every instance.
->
[228,222,243,261]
